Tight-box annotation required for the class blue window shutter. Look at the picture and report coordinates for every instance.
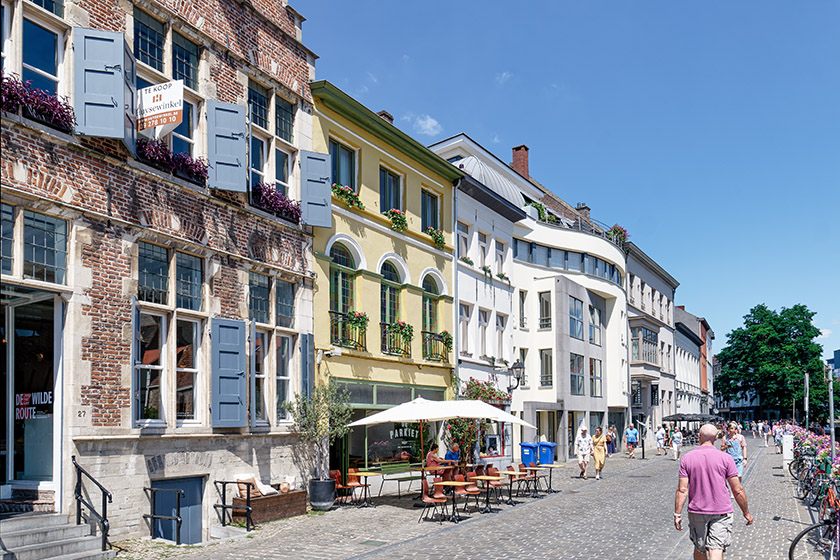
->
[249,320,256,428]
[301,333,314,398]
[299,150,332,227]
[73,27,130,142]
[122,38,137,156]
[207,100,247,192]
[211,318,247,428]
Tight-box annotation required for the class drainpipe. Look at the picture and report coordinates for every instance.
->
[452,178,461,400]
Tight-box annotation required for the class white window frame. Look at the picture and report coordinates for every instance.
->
[250,132,269,188]
[519,290,527,328]
[589,306,601,346]
[459,303,471,354]
[135,310,168,426]
[496,314,507,361]
[457,221,470,260]
[538,291,551,329]
[478,232,488,269]
[174,317,201,425]
[275,333,293,423]
[540,348,553,387]
[495,241,505,273]
[274,146,292,196]
[1,1,12,72]
[478,309,489,357]
[19,6,67,96]
[253,328,270,424]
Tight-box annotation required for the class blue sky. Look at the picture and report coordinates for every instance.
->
[299,1,840,360]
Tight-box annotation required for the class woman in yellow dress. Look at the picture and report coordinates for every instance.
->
[592,426,607,480]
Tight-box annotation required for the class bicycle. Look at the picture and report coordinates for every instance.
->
[789,499,839,559]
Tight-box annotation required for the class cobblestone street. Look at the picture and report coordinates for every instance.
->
[114,438,813,559]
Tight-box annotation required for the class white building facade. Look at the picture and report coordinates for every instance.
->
[675,308,706,415]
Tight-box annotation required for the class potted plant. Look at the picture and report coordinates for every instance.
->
[2,72,75,133]
[607,224,629,244]
[480,264,492,279]
[346,311,369,333]
[331,183,364,210]
[286,379,352,510]
[252,182,302,224]
[424,227,445,249]
[384,208,407,232]
[496,271,510,283]
[386,319,414,344]
[458,256,474,266]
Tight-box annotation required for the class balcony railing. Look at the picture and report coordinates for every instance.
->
[381,323,411,358]
[422,331,449,362]
[330,311,367,351]
[539,316,551,329]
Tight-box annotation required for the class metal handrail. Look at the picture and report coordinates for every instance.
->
[72,455,112,552]
[143,487,184,545]
[213,480,254,532]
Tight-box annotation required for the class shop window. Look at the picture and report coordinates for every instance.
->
[21,210,67,284]
[276,334,291,421]
[276,280,294,328]
[329,139,355,189]
[590,358,602,397]
[570,353,584,395]
[275,98,294,143]
[175,319,199,421]
[172,32,198,90]
[134,8,164,71]
[138,242,168,304]
[249,272,270,324]
[1,203,14,274]
[176,251,202,311]
[136,312,165,421]
[540,349,553,387]
[569,296,583,339]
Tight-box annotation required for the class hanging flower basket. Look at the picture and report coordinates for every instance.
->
[384,208,407,232]
[332,183,364,210]
[424,227,445,249]
[386,319,414,343]
[2,72,75,133]
[253,182,302,224]
[346,311,369,333]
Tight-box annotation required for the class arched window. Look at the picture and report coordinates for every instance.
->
[380,261,400,324]
[329,243,355,314]
[422,275,439,333]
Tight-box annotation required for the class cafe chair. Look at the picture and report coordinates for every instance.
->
[487,467,509,504]
[329,470,351,506]
[456,474,481,513]
[346,468,369,505]
[419,478,447,524]
[528,462,548,492]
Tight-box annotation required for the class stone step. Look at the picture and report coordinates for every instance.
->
[0,522,92,549]
[0,535,105,560]
[44,550,116,560]
[0,512,68,532]
[0,500,56,514]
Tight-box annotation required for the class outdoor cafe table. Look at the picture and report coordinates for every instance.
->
[353,471,383,508]
[523,466,549,498]
[433,480,469,523]
[498,470,524,505]
[539,463,565,494]
[471,475,505,514]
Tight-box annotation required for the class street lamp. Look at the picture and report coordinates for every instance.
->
[507,359,525,393]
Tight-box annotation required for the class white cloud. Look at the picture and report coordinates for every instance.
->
[413,114,442,136]
[402,54,411,63]
[367,72,379,85]
[496,71,513,85]
[491,133,501,144]
[818,329,833,339]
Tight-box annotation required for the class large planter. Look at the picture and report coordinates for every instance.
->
[308,479,335,511]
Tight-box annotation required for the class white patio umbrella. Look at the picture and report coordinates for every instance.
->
[348,397,535,468]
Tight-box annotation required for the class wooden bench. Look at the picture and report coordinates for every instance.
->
[375,461,423,497]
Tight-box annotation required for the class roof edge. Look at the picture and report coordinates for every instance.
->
[626,241,680,290]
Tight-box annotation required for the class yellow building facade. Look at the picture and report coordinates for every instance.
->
[310,81,463,470]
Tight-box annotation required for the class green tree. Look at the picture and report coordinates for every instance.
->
[716,304,828,420]
[286,378,352,480]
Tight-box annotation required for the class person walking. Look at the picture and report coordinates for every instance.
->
[574,426,594,479]
[656,425,667,455]
[721,422,747,479]
[750,421,757,439]
[592,427,607,480]
[671,427,684,460]
[674,424,753,560]
[606,425,618,457]
[773,422,783,454]
[624,423,639,459]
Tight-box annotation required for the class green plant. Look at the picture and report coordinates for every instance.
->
[496,271,510,283]
[346,311,369,333]
[439,330,453,353]
[384,208,407,232]
[607,224,629,243]
[286,378,352,480]
[331,183,364,210]
[480,264,492,278]
[461,377,511,403]
[524,201,556,223]
[424,227,445,249]
[386,319,414,343]
[458,256,474,266]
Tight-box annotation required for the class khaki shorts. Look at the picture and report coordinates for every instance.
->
[688,512,733,553]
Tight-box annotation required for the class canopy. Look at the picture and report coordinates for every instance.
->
[662,413,687,422]
[348,397,536,429]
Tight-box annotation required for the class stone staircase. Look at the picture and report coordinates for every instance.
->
[0,513,115,560]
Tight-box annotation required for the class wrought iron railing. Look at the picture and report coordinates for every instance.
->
[214,480,254,532]
[539,316,551,329]
[72,455,112,552]
[330,310,367,351]
[143,487,185,545]
[381,323,411,358]
[422,331,449,362]
[532,213,625,249]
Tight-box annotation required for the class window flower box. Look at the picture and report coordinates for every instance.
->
[137,138,210,186]
[385,319,414,343]
[252,182,302,224]
[458,256,474,266]
[384,208,407,232]
[1,73,74,133]
[332,183,364,210]
[424,227,445,249]
[496,272,510,283]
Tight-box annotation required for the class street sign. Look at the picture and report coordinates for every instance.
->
[138,80,183,138]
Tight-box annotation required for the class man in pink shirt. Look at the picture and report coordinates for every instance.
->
[674,424,753,559]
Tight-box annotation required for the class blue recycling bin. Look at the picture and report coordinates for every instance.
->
[538,442,558,465]
[520,442,539,465]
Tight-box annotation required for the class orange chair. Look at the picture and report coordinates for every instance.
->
[517,463,533,496]
[487,467,509,503]
[346,468,369,505]
[329,470,351,505]
[419,478,447,524]
[456,474,481,513]
[432,477,447,500]
[475,465,486,477]
[528,461,548,492]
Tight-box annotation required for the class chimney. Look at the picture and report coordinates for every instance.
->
[376,110,394,124]
[575,203,591,220]
[512,145,529,178]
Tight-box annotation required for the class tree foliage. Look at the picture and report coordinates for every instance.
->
[286,378,352,480]
[715,304,828,419]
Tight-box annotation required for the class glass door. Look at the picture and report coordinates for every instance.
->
[4,296,56,483]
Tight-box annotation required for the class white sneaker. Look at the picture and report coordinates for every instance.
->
[596,474,600,480]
